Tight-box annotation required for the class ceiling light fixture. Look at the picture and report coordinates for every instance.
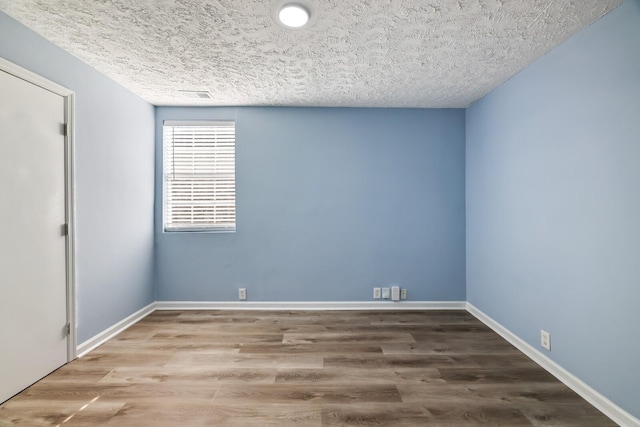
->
[278,3,310,28]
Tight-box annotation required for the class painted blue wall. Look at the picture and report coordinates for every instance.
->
[466,0,640,419]
[155,107,466,302]
[0,12,156,343]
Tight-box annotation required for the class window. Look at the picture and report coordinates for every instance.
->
[163,120,236,232]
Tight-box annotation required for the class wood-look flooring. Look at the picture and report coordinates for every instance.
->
[0,310,617,426]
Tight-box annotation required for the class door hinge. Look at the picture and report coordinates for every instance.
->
[61,223,69,236]
[65,323,71,336]
[62,123,68,136]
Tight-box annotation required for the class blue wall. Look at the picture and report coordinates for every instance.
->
[155,107,466,302]
[0,12,156,343]
[466,0,640,419]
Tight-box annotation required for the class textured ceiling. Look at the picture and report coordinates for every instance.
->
[0,0,624,107]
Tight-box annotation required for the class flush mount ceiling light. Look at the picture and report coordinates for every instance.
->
[278,4,309,28]
[272,0,315,30]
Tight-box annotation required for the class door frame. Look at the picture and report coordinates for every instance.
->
[0,56,77,361]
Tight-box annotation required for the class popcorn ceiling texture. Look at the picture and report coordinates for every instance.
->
[0,0,623,107]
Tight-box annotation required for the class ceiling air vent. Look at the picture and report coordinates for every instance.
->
[179,90,213,99]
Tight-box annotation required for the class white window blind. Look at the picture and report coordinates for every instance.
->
[163,120,236,232]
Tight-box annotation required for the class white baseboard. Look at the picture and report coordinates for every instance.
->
[466,303,639,427]
[154,300,467,311]
[76,302,156,358]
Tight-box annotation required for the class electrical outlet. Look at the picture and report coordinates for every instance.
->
[541,330,550,350]
[400,288,407,300]
[373,288,381,299]
[238,288,247,300]
[381,287,390,299]
[391,285,400,301]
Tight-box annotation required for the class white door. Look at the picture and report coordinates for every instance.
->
[0,68,69,403]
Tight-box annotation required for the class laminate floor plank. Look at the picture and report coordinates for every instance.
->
[324,354,482,369]
[396,383,503,406]
[104,400,226,427]
[98,337,242,353]
[0,399,126,427]
[35,366,114,384]
[274,367,443,385]
[466,382,593,404]
[381,340,520,355]
[282,332,416,345]
[18,383,218,401]
[72,351,173,368]
[150,332,285,344]
[518,402,618,427]
[438,367,559,384]
[321,403,430,426]
[239,343,384,355]
[212,384,403,404]
[0,310,617,426]
[208,403,323,427]
[470,353,541,369]
[99,367,277,385]
[212,324,331,333]
[423,405,534,426]
[166,353,324,369]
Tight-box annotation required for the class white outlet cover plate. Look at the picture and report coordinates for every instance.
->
[541,330,550,350]
[391,286,400,301]
[381,288,390,299]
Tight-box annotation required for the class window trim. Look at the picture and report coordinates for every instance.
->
[162,120,236,233]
